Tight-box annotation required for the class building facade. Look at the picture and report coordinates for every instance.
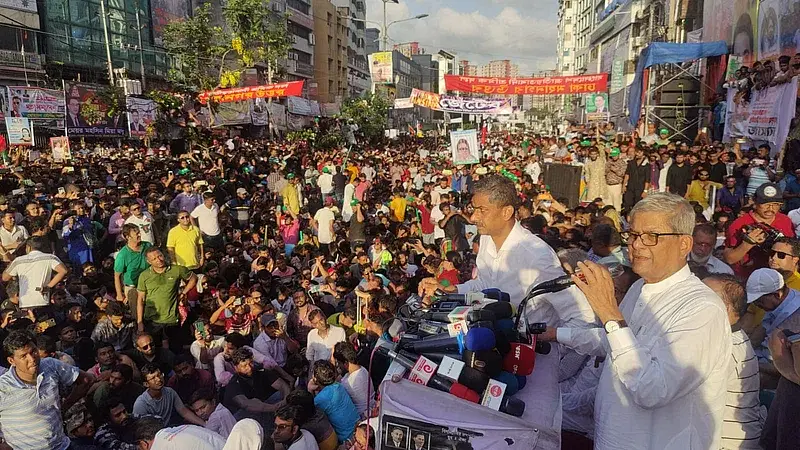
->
[332,0,369,97]
[477,60,519,78]
[0,0,44,86]
[394,42,421,58]
[432,50,457,95]
[312,0,349,103]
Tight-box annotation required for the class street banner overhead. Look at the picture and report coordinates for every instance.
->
[368,51,393,84]
[410,88,512,114]
[444,73,608,95]
[198,81,305,104]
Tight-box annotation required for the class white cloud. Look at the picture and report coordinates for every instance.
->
[364,1,558,74]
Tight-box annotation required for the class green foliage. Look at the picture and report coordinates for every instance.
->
[97,86,127,119]
[147,91,184,113]
[339,94,391,145]
[222,0,292,83]
[287,129,316,143]
[162,3,227,92]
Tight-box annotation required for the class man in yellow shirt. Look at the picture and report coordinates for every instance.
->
[282,173,301,215]
[389,190,407,222]
[166,210,204,270]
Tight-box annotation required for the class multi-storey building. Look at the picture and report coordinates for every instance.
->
[477,60,519,78]
[394,42,421,59]
[0,0,45,86]
[331,0,370,97]
[431,50,457,95]
[312,0,349,103]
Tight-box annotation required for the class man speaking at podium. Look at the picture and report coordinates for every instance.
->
[420,174,597,436]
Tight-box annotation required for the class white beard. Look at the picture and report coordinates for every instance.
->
[689,251,711,265]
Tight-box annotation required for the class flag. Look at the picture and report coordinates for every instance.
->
[408,124,415,135]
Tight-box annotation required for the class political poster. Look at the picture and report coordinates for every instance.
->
[211,101,251,126]
[198,81,304,105]
[64,82,126,136]
[724,77,798,151]
[5,117,33,146]
[368,51,393,84]
[450,129,480,165]
[759,0,780,60]
[50,136,71,162]
[5,86,66,128]
[126,97,157,139]
[251,98,269,126]
[287,96,313,116]
[585,93,609,114]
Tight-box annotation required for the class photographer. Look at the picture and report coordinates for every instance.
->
[724,183,795,278]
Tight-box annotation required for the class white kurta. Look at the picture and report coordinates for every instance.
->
[558,265,732,450]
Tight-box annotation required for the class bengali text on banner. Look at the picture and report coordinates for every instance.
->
[410,88,512,114]
[198,81,304,104]
[443,73,609,95]
[724,77,798,151]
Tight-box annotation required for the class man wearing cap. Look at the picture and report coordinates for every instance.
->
[655,128,671,147]
[724,183,796,278]
[221,187,252,229]
[604,147,626,210]
[282,174,301,216]
[745,268,800,371]
[318,166,334,197]
[253,314,299,369]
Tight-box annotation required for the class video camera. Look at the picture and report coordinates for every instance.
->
[741,222,784,249]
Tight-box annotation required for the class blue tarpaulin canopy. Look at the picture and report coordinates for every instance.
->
[628,41,729,126]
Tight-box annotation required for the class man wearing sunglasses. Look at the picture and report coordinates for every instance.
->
[724,182,795,278]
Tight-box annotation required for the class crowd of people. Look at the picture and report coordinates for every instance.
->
[0,121,799,450]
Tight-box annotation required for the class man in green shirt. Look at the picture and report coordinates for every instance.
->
[114,224,151,319]
[136,247,196,351]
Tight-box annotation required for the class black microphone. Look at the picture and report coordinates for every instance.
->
[529,274,574,294]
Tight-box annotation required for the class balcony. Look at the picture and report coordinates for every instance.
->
[295,61,314,77]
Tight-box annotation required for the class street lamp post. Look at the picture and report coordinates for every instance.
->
[99,0,115,85]
[343,10,428,52]
[133,6,146,91]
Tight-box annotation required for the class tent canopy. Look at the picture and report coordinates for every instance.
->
[628,41,729,126]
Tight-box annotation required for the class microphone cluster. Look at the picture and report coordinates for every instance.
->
[383,289,552,418]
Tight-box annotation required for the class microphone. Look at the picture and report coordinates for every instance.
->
[436,355,491,394]
[405,328,495,355]
[462,349,503,377]
[377,346,480,403]
[481,301,513,320]
[529,274,574,294]
[493,371,520,396]
[502,343,536,376]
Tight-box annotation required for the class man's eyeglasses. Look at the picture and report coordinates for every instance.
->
[178,216,190,220]
[770,250,796,260]
[621,231,686,247]
[140,342,153,349]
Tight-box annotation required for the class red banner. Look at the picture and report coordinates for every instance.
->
[443,74,608,96]
[198,81,304,104]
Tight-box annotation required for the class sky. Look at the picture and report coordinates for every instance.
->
[364,0,560,76]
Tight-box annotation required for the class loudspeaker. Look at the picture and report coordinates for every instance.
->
[543,164,583,208]
[660,92,700,105]
[661,78,700,92]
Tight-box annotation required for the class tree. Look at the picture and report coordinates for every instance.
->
[339,94,391,145]
[222,0,292,85]
[161,3,227,92]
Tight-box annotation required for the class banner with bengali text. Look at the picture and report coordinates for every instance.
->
[5,117,33,146]
[724,78,798,151]
[198,81,304,105]
[443,73,608,95]
[410,88,512,114]
[64,82,126,137]
[6,86,65,128]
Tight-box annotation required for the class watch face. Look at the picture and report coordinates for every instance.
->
[605,321,620,333]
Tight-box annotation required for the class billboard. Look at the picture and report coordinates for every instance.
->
[368,51,393,84]
[126,97,157,139]
[410,88,512,115]
[5,86,65,128]
[64,82,126,136]
[198,81,304,104]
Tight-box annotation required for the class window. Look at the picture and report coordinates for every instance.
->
[563,49,570,56]
[292,50,312,64]
[288,22,311,40]
[288,0,310,15]
[0,25,35,52]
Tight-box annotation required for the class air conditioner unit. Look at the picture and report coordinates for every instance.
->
[291,35,298,44]
[272,1,285,12]
[309,33,316,45]
[290,53,299,61]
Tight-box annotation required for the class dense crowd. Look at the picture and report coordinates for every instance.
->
[1,120,800,450]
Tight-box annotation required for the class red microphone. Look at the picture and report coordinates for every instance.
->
[449,382,481,403]
[503,341,536,376]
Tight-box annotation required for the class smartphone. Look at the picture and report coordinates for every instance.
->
[194,320,207,339]
[11,188,24,196]
[37,318,57,331]
[58,187,66,195]
[168,170,174,177]
[81,168,88,178]
[233,298,243,307]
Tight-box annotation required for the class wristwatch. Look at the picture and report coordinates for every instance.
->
[604,319,628,334]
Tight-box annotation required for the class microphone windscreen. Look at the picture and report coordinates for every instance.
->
[458,366,490,394]
[481,289,510,303]
[535,339,552,355]
[449,382,480,403]
[465,327,496,352]
[462,349,503,376]
[496,318,515,332]
[500,396,526,417]
[494,327,511,356]
[482,301,513,320]
[466,310,495,323]
[503,343,536,376]
[516,375,527,390]
[493,371,519,396]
